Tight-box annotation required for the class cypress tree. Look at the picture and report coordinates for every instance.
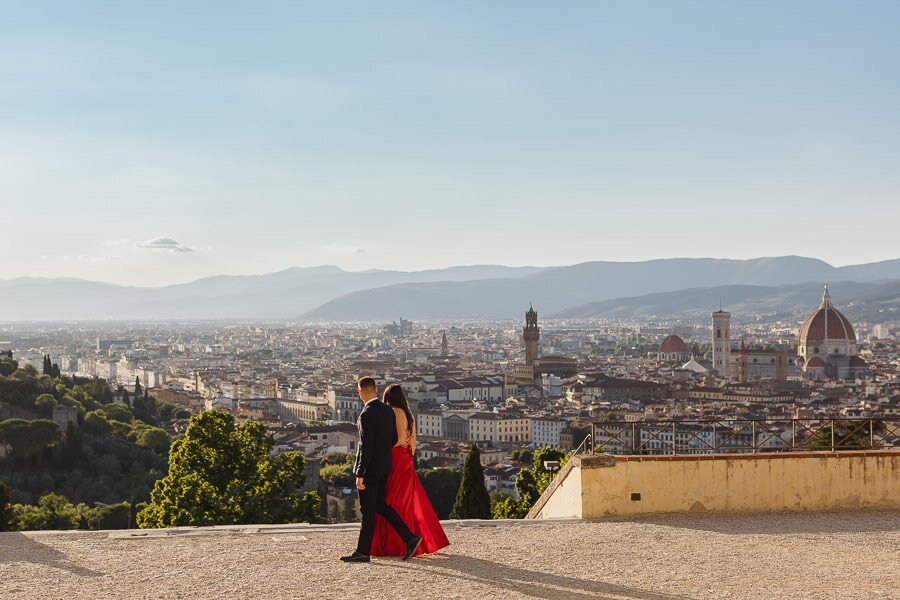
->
[450,444,491,519]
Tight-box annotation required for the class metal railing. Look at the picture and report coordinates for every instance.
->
[589,417,900,456]
[573,432,593,455]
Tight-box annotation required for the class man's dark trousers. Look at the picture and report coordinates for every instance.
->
[355,474,414,556]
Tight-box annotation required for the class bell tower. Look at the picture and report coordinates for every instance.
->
[523,304,540,365]
[712,308,732,379]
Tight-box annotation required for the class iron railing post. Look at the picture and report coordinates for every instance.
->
[591,422,595,454]
[752,420,757,454]
[672,421,677,455]
[869,418,874,449]
[632,422,636,454]
[831,420,836,451]
[792,419,796,451]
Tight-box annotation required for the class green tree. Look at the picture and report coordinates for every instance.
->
[14,493,79,531]
[449,445,491,519]
[89,378,113,404]
[135,428,170,454]
[102,403,134,423]
[34,393,57,415]
[510,448,534,464]
[82,411,112,435]
[319,462,355,488]
[491,492,528,519]
[0,354,18,376]
[78,502,131,530]
[0,482,14,531]
[0,419,61,465]
[808,420,877,450]
[418,467,462,519]
[137,410,319,528]
[493,448,572,520]
[531,447,570,493]
[570,426,591,451]
[514,468,539,508]
[134,376,143,397]
[320,452,354,466]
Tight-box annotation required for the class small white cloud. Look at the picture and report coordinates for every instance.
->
[136,237,194,253]
[321,244,366,254]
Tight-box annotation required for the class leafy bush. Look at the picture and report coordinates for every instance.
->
[14,493,80,531]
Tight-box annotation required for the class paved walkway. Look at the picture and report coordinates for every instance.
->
[2,510,898,599]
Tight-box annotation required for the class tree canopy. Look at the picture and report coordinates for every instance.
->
[1,362,173,508]
[137,410,319,528]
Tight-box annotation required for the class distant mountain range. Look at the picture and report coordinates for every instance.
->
[550,280,900,323]
[1,256,900,321]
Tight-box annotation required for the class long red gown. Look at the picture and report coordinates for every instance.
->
[370,445,450,557]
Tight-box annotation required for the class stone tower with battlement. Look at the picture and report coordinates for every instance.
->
[524,304,540,365]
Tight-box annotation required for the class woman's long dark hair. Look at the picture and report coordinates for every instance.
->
[383,383,414,435]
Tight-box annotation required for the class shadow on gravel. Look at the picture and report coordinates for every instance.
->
[0,532,103,577]
[374,553,694,600]
[627,509,900,536]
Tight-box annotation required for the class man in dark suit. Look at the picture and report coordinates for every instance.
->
[340,377,422,563]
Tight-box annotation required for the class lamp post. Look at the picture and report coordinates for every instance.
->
[543,460,560,479]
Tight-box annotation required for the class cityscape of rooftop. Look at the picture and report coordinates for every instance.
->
[3,3,900,599]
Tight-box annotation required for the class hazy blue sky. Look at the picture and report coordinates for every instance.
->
[2,1,898,286]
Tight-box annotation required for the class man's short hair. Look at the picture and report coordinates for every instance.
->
[357,377,377,393]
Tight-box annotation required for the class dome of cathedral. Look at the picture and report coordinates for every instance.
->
[799,287,856,344]
[659,335,687,354]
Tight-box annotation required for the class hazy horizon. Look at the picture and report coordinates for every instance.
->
[3,1,899,286]
[2,254,899,289]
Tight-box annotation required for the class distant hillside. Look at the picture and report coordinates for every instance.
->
[4,256,900,321]
[0,265,546,321]
[551,280,900,323]
[302,257,900,321]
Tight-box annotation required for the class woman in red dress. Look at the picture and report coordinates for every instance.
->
[370,384,450,558]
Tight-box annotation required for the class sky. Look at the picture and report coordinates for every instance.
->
[1,1,899,287]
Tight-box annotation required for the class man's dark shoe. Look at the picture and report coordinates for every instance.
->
[340,552,370,563]
[402,535,423,561]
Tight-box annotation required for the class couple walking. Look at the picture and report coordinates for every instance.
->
[340,378,449,562]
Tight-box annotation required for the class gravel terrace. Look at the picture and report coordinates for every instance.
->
[1,510,898,600]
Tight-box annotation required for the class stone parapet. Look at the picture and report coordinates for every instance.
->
[531,450,900,519]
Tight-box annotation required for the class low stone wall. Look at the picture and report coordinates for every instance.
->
[530,450,900,519]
